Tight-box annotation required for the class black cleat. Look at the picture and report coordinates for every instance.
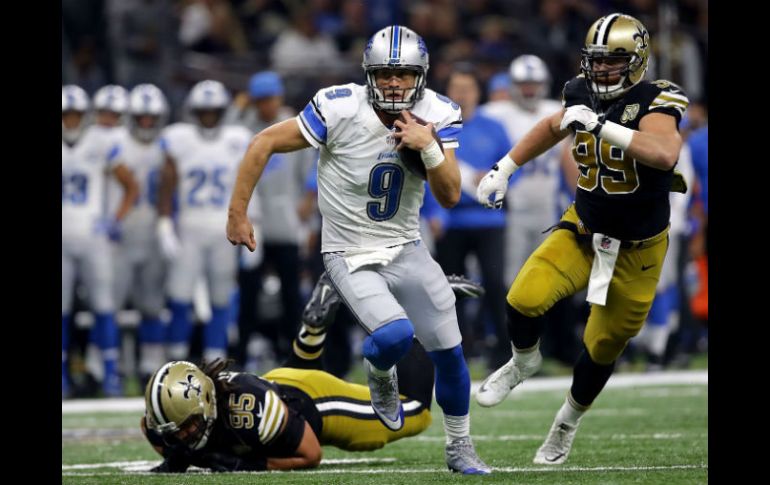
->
[302,272,342,329]
[446,274,485,301]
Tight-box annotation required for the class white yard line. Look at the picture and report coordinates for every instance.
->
[62,370,708,414]
[62,463,708,476]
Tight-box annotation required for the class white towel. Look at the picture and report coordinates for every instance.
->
[344,245,405,273]
[586,233,621,306]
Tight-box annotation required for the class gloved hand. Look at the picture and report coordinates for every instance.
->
[476,156,519,209]
[560,104,601,133]
[156,216,181,259]
[149,444,194,473]
[94,218,122,243]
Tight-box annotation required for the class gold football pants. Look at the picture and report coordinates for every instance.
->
[263,367,432,451]
[506,204,669,364]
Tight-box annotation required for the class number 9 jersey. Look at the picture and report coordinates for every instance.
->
[563,76,688,240]
[296,83,462,252]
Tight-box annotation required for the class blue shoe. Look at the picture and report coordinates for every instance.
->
[446,436,492,475]
[102,372,123,397]
[62,373,71,400]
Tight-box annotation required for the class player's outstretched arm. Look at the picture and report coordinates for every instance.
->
[227,119,311,251]
[477,109,568,208]
[266,421,323,471]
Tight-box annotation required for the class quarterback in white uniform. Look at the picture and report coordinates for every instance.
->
[157,80,254,364]
[62,85,139,397]
[227,26,490,474]
[480,55,572,282]
[111,84,170,383]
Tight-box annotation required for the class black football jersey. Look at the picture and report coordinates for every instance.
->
[562,76,688,240]
[204,372,321,459]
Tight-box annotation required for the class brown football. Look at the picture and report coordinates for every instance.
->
[395,112,443,180]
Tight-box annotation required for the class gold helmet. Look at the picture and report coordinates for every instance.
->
[144,361,217,450]
[580,13,650,100]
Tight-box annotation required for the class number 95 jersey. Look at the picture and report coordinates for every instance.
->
[296,83,462,253]
[563,76,688,240]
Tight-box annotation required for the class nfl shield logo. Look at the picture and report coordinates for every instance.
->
[621,104,640,124]
[600,236,612,249]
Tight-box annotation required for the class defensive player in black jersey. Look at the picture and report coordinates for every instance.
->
[141,272,484,472]
[474,13,689,465]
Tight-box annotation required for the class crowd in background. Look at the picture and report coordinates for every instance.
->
[62,0,708,397]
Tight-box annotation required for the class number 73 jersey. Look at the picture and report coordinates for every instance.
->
[562,76,689,240]
[296,83,462,252]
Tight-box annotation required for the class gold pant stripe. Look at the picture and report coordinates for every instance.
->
[263,367,432,452]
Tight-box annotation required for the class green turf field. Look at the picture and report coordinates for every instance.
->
[62,371,707,484]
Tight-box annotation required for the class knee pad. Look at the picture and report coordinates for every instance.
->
[585,333,626,366]
[506,264,556,317]
[427,345,470,416]
[363,319,414,370]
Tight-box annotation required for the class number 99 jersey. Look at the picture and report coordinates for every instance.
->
[296,83,462,253]
[563,76,688,240]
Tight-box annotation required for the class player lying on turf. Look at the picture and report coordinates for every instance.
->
[141,272,484,472]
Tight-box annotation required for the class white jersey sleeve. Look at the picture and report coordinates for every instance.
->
[296,84,360,149]
[412,89,463,149]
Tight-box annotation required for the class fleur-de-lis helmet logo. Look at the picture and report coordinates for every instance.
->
[178,373,202,399]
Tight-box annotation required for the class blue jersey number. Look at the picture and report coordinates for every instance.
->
[62,173,88,204]
[187,167,228,207]
[367,163,404,221]
[143,168,161,206]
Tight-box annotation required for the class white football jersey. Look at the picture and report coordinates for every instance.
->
[480,99,564,211]
[62,125,122,238]
[161,123,252,234]
[114,129,166,242]
[296,83,462,252]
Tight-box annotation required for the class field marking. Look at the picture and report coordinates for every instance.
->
[62,370,707,414]
[63,457,398,472]
[62,463,708,476]
[413,432,706,442]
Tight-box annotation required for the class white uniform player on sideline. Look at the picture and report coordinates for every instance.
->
[480,55,572,282]
[62,85,139,398]
[227,26,491,475]
[111,84,170,384]
[86,84,131,385]
[157,80,256,364]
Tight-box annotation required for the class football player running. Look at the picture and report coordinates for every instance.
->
[62,85,139,397]
[142,272,485,473]
[475,13,689,465]
[227,26,490,474]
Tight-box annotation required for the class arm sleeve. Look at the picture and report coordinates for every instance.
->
[296,93,328,149]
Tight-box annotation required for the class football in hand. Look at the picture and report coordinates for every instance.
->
[395,112,443,181]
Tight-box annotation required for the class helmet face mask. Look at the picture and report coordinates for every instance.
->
[580,13,650,101]
[185,80,231,139]
[93,85,129,127]
[62,85,90,144]
[128,84,169,143]
[362,26,429,114]
[144,361,217,451]
[508,55,550,111]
